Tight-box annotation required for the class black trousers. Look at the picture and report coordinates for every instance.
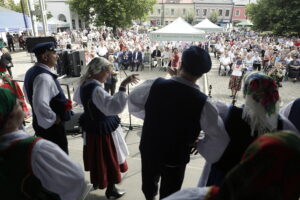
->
[141,155,186,200]
[104,82,117,95]
[132,62,140,71]
[33,122,69,154]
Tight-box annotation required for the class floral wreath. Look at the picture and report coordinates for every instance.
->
[243,72,279,116]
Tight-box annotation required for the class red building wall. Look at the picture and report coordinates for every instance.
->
[232,6,247,21]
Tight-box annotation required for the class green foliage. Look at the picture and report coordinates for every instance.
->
[67,0,156,30]
[1,0,29,15]
[184,12,195,25]
[209,10,218,24]
[246,0,300,35]
[34,4,53,21]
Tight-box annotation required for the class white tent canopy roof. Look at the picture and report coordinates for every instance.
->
[47,17,70,27]
[150,17,205,41]
[194,18,223,32]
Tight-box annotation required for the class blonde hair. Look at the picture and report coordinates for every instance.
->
[79,57,112,85]
[2,48,9,54]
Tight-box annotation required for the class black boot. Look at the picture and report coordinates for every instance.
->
[105,184,125,199]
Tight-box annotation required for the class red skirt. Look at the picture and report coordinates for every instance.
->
[83,133,128,189]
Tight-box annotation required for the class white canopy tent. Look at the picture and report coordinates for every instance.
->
[47,17,70,28]
[150,17,205,41]
[194,19,223,33]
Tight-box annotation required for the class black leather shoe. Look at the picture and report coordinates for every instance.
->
[105,185,125,199]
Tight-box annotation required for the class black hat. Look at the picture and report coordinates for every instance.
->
[32,42,56,56]
[181,46,211,76]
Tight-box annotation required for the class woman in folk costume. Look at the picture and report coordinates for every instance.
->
[0,72,30,118]
[163,131,300,200]
[73,57,139,199]
[0,88,89,200]
[198,72,298,187]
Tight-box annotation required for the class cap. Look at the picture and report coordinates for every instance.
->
[181,46,211,76]
[32,42,56,56]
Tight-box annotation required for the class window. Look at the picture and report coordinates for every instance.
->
[196,9,200,16]
[171,9,174,15]
[235,10,240,16]
[158,9,161,15]
[203,9,207,16]
[219,9,223,16]
[183,8,186,15]
[225,10,230,17]
[58,14,67,22]
[78,19,82,29]
[72,19,75,29]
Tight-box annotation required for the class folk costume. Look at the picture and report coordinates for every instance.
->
[73,57,129,195]
[0,88,88,200]
[200,73,298,187]
[23,42,72,154]
[164,132,300,200]
[128,46,229,200]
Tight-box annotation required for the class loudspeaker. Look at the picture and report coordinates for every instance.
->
[56,49,69,76]
[67,50,86,77]
[25,37,57,53]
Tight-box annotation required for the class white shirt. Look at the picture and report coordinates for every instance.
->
[219,56,231,66]
[279,99,295,119]
[198,101,299,186]
[0,130,88,200]
[23,64,59,129]
[73,79,127,116]
[96,46,108,57]
[128,77,230,164]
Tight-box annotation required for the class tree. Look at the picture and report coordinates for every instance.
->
[184,12,196,25]
[1,0,29,15]
[209,10,218,24]
[67,0,156,32]
[246,0,300,35]
[34,4,53,21]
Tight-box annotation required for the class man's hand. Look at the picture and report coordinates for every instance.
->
[167,67,178,77]
[55,115,61,125]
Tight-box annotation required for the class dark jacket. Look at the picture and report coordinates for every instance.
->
[132,51,143,63]
[151,50,161,58]
[0,53,13,68]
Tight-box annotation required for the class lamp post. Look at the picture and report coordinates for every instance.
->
[161,0,165,26]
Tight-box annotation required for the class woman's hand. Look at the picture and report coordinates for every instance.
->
[167,67,178,76]
[120,74,140,87]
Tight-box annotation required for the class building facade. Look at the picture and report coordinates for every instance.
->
[232,3,247,24]
[45,0,85,30]
[194,0,233,26]
[149,0,195,26]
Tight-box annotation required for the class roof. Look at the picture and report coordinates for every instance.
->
[194,0,233,4]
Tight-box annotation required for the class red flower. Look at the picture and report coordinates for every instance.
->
[64,99,72,111]
[249,80,259,91]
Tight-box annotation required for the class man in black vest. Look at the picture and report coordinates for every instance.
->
[128,46,229,200]
[24,42,72,154]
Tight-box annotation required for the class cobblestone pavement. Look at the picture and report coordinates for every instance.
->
[9,51,300,200]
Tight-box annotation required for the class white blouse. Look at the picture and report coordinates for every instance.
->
[0,130,88,200]
[73,79,127,116]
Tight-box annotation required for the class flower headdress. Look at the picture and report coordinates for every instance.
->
[242,72,280,136]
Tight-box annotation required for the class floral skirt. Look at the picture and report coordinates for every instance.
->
[229,75,242,91]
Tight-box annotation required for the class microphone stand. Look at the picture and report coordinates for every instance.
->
[208,85,212,98]
[121,69,142,138]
